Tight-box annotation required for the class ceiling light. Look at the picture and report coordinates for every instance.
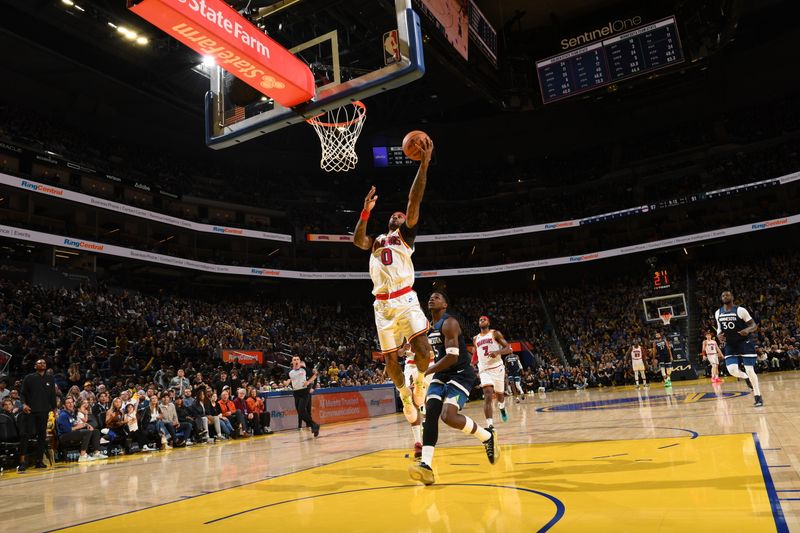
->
[202,55,216,67]
[108,22,117,28]
[136,36,149,45]
[117,26,128,34]
[124,31,138,41]
[61,0,74,5]
[74,4,84,11]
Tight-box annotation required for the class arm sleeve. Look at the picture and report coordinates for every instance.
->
[399,223,417,246]
[738,307,753,322]
[714,310,722,334]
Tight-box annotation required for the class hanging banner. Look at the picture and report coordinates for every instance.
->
[128,0,315,107]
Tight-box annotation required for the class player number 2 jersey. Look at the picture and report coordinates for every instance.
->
[369,224,417,295]
[474,331,503,371]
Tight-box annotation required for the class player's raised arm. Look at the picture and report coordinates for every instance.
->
[353,186,377,250]
[424,317,460,376]
[491,330,513,357]
[405,137,433,228]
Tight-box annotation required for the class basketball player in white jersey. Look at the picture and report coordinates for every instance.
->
[701,331,723,384]
[353,137,435,428]
[630,340,648,390]
[473,316,512,428]
[402,342,434,459]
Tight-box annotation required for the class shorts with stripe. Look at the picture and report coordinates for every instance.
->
[373,290,429,353]
[427,371,475,411]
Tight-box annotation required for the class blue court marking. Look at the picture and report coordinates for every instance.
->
[536,391,749,412]
[753,433,789,533]
[204,483,566,532]
[657,443,680,450]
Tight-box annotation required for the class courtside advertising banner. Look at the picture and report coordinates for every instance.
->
[263,386,396,431]
[128,0,315,107]
[220,349,263,365]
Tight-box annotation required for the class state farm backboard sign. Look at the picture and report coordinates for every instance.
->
[128,0,315,107]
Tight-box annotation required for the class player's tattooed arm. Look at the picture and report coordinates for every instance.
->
[738,319,757,337]
[491,330,513,357]
[353,186,377,250]
[405,137,433,228]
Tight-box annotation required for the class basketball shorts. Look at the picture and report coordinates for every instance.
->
[508,371,521,382]
[427,372,475,411]
[373,290,429,353]
[479,364,506,392]
[723,340,756,358]
[632,359,645,372]
[705,353,719,365]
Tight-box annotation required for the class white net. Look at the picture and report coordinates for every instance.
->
[307,101,366,172]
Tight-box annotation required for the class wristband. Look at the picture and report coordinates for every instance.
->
[446,347,459,355]
[360,209,370,221]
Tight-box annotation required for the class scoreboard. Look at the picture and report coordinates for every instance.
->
[372,146,418,167]
[536,16,684,104]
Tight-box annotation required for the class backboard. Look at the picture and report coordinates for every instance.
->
[203,0,425,149]
[643,293,688,323]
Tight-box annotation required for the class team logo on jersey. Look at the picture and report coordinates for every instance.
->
[536,391,749,412]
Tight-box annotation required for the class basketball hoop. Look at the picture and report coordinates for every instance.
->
[307,100,366,172]
[659,312,673,326]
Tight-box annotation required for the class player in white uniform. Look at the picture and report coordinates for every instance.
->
[702,331,723,384]
[353,136,435,429]
[630,340,648,390]
[473,316,512,428]
[402,342,434,459]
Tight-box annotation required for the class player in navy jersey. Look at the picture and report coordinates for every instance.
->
[715,291,762,407]
[408,289,498,486]
[652,333,673,387]
[505,352,525,402]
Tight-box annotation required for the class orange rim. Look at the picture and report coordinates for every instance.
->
[306,100,366,127]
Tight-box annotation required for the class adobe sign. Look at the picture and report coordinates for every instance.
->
[128,0,315,107]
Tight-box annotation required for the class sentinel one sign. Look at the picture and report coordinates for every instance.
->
[128,0,315,107]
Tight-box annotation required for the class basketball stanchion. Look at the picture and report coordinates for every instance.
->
[307,101,366,172]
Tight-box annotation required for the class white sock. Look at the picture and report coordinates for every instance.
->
[486,418,494,427]
[635,376,639,385]
[397,385,412,398]
[497,402,505,409]
[421,445,434,466]
[411,424,421,444]
[660,368,667,378]
[744,366,761,396]
[461,416,491,442]
[515,383,524,395]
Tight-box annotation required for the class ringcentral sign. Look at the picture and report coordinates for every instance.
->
[128,0,315,107]
[560,16,642,50]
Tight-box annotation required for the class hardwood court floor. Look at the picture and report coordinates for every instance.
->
[3,372,798,532]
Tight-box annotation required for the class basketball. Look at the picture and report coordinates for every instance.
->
[402,130,431,160]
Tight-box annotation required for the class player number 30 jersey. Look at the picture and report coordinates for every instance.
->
[369,225,417,295]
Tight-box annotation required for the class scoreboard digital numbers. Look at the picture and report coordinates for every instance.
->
[536,16,684,104]
[652,269,672,290]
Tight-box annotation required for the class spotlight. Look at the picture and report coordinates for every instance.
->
[136,36,149,45]
[61,0,74,5]
[202,55,216,67]
[124,31,138,41]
